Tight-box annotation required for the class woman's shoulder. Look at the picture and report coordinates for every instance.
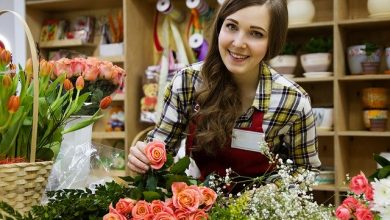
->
[170,62,203,91]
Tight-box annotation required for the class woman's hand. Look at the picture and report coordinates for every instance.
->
[127,141,150,174]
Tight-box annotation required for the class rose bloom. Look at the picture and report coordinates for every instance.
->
[190,209,209,220]
[199,186,217,211]
[355,206,374,220]
[165,198,175,211]
[342,196,360,211]
[103,204,126,220]
[350,171,370,195]
[172,182,201,212]
[132,200,151,219]
[115,198,136,215]
[175,208,191,220]
[364,185,374,201]
[145,140,167,170]
[335,205,351,220]
[153,211,176,220]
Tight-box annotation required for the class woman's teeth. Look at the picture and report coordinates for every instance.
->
[229,51,248,59]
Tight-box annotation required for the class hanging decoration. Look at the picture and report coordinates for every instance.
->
[186,0,212,17]
[217,0,226,5]
[156,0,185,23]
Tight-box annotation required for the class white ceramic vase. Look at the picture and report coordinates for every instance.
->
[287,0,315,25]
[269,55,298,76]
[367,0,390,18]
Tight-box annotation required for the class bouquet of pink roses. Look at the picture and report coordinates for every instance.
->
[51,57,125,115]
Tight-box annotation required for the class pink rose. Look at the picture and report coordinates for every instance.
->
[150,200,173,215]
[115,198,135,215]
[335,205,351,220]
[199,186,217,211]
[153,211,176,220]
[172,182,201,212]
[189,209,209,220]
[145,140,167,170]
[70,58,85,77]
[175,208,191,220]
[350,171,369,195]
[102,213,126,220]
[342,196,360,211]
[355,207,374,220]
[132,200,151,219]
[164,198,175,211]
[83,64,99,81]
[364,185,374,201]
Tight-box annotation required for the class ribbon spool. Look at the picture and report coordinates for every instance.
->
[189,33,208,61]
[217,0,225,5]
[156,0,185,22]
[186,0,210,16]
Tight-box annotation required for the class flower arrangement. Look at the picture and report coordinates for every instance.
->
[207,143,333,220]
[51,57,125,115]
[336,154,390,220]
[0,141,217,219]
[0,47,122,162]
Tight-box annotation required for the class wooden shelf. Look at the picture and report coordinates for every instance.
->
[39,39,96,49]
[312,184,337,191]
[293,77,334,83]
[338,17,390,29]
[317,130,335,136]
[338,131,390,137]
[113,93,125,101]
[98,55,124,63]
[26,0,122,11]
[92,131,125,139]
[288,21,334,30]
[339,74,390,81]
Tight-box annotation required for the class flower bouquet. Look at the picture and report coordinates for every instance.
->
[336,154,390,220]
[0,48,122,162]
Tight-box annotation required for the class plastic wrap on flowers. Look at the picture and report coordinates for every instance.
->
[42,142,126,203]
[51,57,125,115]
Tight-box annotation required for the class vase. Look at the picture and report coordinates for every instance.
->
[45,116,95,191]
[269,55,298,77]
[367,0,390,18]
[287,0,315,25]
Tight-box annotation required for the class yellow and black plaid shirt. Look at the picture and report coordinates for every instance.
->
[148,62,321,176]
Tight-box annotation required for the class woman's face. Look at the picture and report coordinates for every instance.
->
[218,5,270,77]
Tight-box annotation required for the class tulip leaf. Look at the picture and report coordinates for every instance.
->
[170,156,190,174]
[61,114,103,134]
[36,147,54,161]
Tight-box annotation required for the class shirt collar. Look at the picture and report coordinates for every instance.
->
[253,62,272,112]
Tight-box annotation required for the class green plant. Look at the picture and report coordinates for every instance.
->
[369,154,390,181]
[361,42,380,57]
[302,37,333,53]
[281,41,299,55]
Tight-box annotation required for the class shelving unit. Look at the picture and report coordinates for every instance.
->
[25,0,390,206]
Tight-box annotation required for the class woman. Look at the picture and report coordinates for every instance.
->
[128,0,321,182]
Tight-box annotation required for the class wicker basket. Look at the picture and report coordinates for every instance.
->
[0,10,53,214]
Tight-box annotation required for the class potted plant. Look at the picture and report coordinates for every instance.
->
[300,36,333,76]
[347,42,381,75]
[269,41,299,78]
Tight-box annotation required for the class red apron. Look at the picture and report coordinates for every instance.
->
[186,110,271,179]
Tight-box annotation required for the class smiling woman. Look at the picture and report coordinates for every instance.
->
[128,0,320,188]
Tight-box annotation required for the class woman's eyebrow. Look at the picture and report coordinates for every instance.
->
[226,18,266,32]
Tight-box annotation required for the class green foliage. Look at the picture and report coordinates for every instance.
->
[369,154,390,181]
[302,37,333,53]
[281,41,299,55]
[361,42,380,57]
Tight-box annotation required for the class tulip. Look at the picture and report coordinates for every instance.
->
[2,74,11,88]
[0,49,11,66]
[25,58,33,81]
[39,59,53,77]
[7,95,20,113]
[99,96,112,109]
[75,76,84,90]
[63,79,74,91]
[8,63,16,77]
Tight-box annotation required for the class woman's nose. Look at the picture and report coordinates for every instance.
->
[232,33,247,48]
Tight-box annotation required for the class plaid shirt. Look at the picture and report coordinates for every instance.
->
[148,62,321,176]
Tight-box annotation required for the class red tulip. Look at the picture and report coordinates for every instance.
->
[63,79,74,91]
[75,76,84,90]
[99,96,112,109]
[7,95,20,113]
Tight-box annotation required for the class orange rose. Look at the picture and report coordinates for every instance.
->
[153,211,176,220]
[198,186,217,211]
[175,208,191,220]
[132,200,151,219]
[115,198,135,215]
[103,204,126,220]
[189,209,209,220]
[144,140,167,170]
[172,182,201,212]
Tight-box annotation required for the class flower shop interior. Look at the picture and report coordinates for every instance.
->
[1,0,390,219]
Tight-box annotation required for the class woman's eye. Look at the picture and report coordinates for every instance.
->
[251,31,263,38]
[226,23,237,31]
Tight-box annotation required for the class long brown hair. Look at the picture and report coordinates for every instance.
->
[190,0,288,154]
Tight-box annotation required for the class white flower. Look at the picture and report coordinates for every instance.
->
[372,178,390,206]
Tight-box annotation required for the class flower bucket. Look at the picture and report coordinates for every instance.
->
[0,10,53,214]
